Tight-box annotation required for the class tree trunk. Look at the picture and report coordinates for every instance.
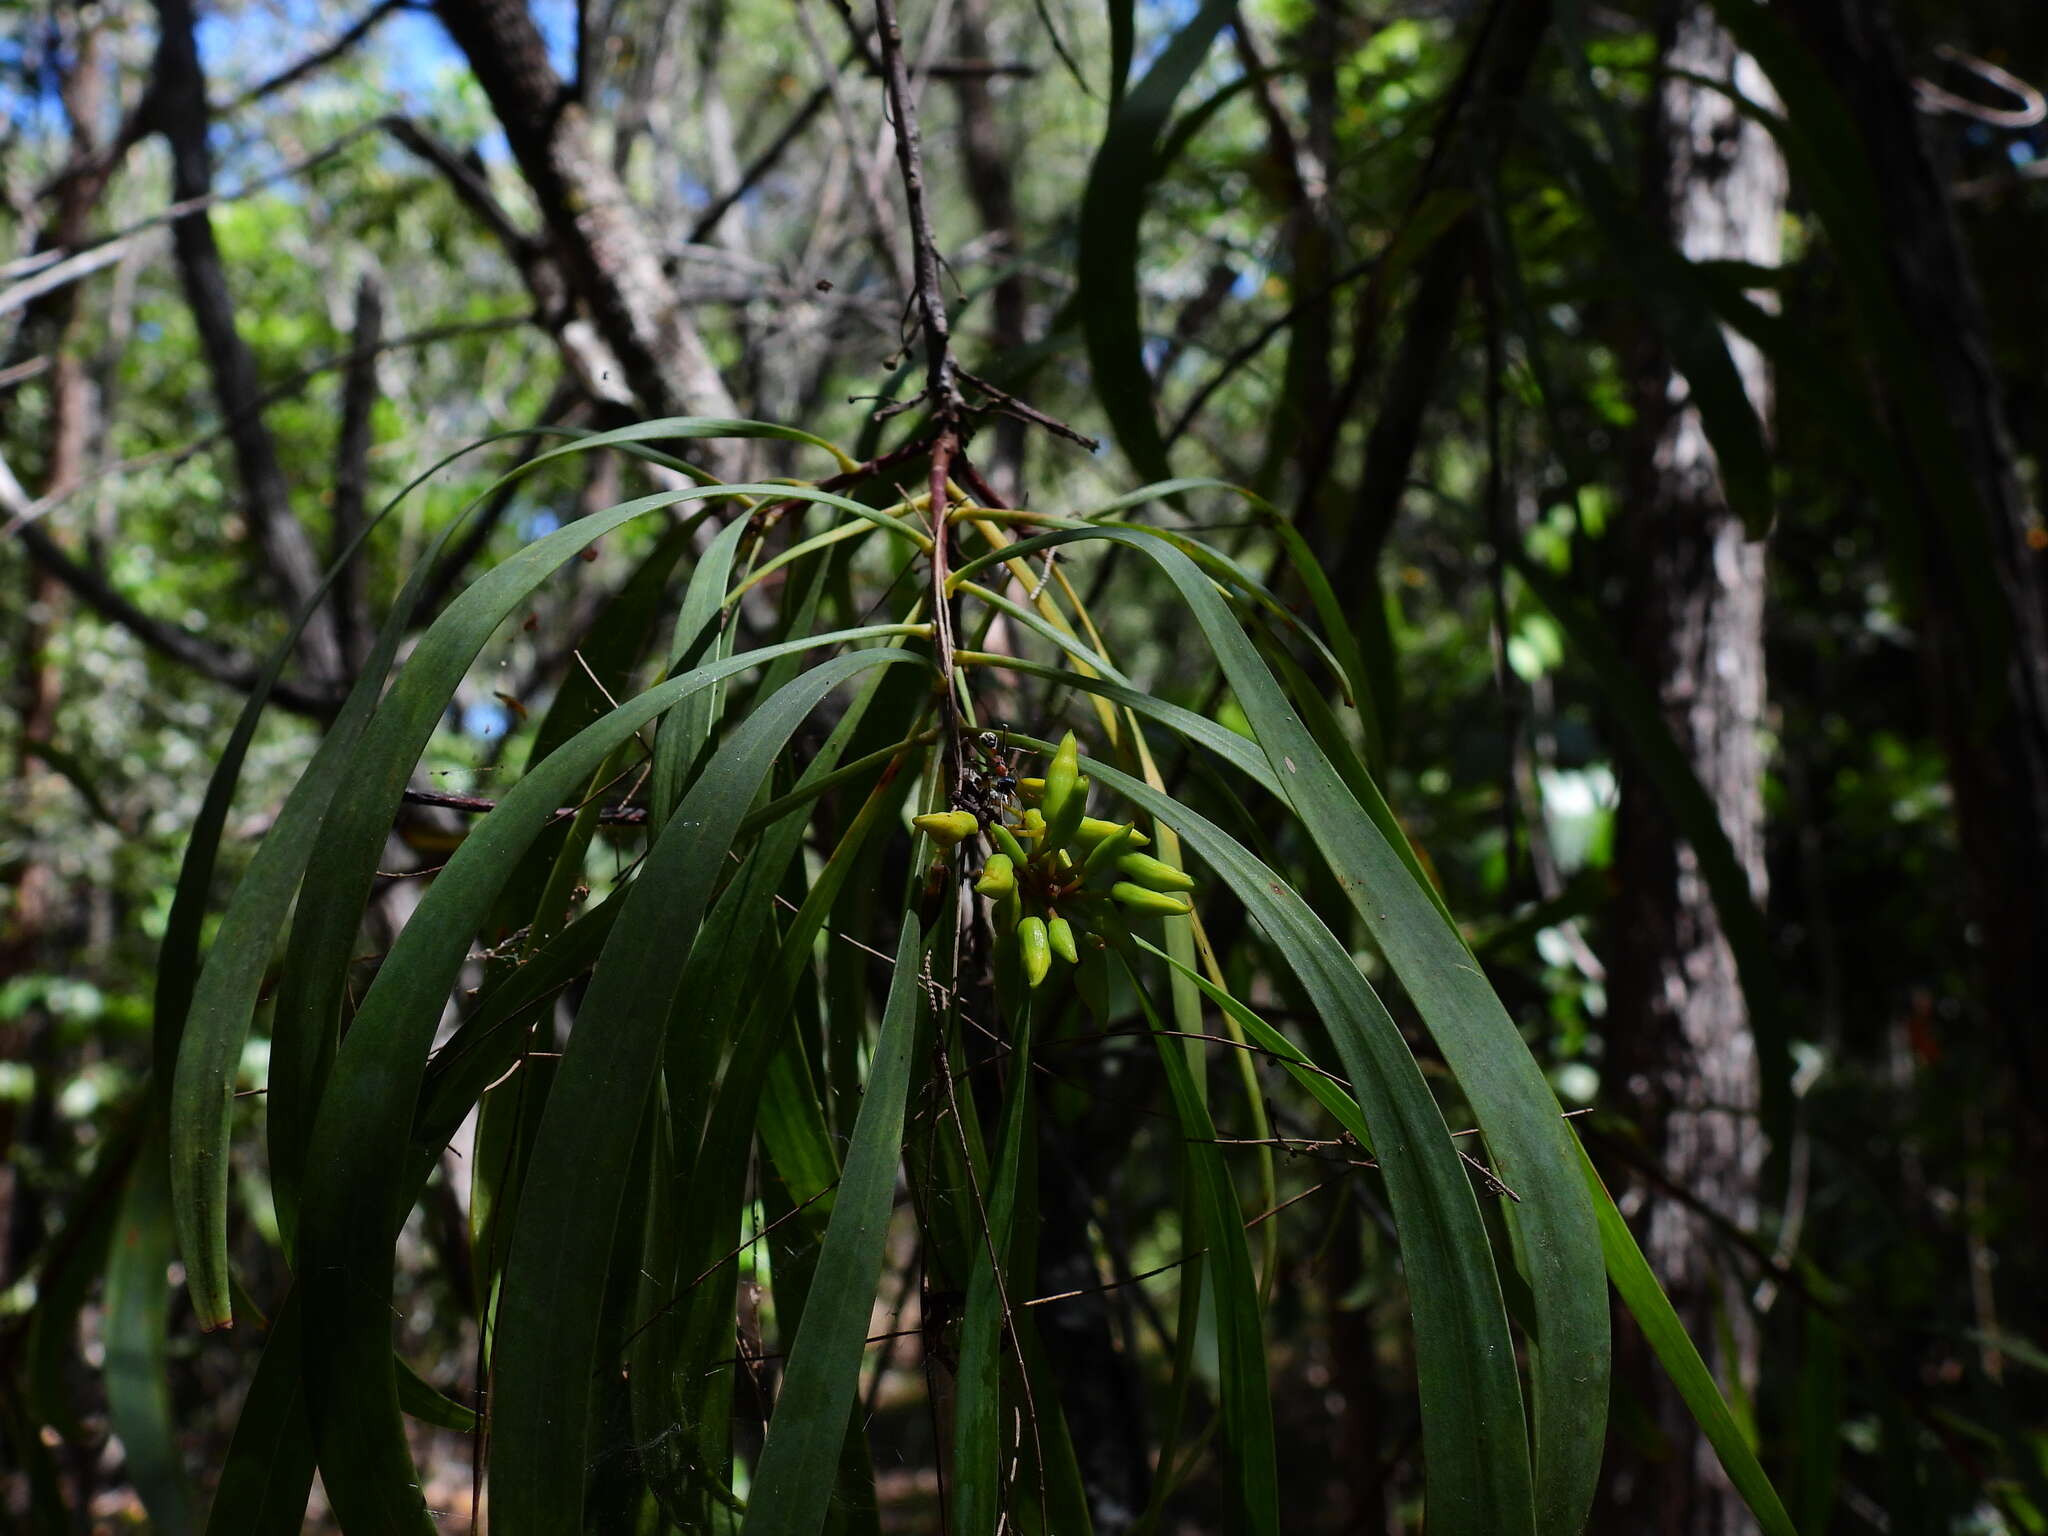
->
[150,0,347,685]
[433,0,740,463]
[1601,6,1784,1533]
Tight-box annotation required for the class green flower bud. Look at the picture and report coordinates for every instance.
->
[1017,915,1052,988]
[1081,823,1141,883]
[1040,732,1080,833]
[988,822,1028,866]
[974,853,1015,898]
[1115,851,1197,892]
[913,810,981,847]
[1076,816,1148,849]
[1047,914,1079,965]
[1110,881,1193,917]
[1043,773,1087,854]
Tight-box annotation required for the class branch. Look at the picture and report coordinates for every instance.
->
[432,0,739,444]
[5,314,531,537]
[379,115,554,298]
[216,0,415,114]
[9,518,341,717]
[5,122,384,320]
[685,84,833,246]
[874,0,966,797]
[148,0,345,682]
[331,274,383,676]
[402,786,648,824]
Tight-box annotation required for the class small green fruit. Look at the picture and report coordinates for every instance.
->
[1047,914,1079,965]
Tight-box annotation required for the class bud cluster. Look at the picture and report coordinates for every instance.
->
[912,731,1197,988]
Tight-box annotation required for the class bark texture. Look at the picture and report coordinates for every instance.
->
[1602,7,1784,1533]
[433,0,739,454]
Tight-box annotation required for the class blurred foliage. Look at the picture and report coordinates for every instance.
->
[3,0,2047,1529]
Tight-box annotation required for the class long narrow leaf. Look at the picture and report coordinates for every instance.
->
[1579,1143,1799,1536]
[292,638,918,1531]
[742,916,928,1536]
[485,652,921,1534]
[973,521,1605,1530]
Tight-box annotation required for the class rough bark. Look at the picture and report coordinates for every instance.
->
[330,274,382,678]
[1779,0,2048,1250]
[149,0,347,684]
[1601,7,1784,1533]
[433,0,740,457]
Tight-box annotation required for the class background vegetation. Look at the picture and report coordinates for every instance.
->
[3,0,2046,1530]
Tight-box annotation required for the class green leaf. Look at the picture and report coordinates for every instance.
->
[291,637,918,1533]
[166,423,682,1328]
[1579,1143,1799,1536]
[484,652,921,1535]
[952,1001,1033,1536]
[742,916,928,1536]
[1030,745,1534,1535]
[203,1294,314,1534]
[971,520,1606,1532]
[1076,0,1236,482]
[267,476,923,1264]
[103,1140,192,1536]
[1117,945,1278,1536]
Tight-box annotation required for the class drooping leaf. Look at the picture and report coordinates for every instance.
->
[483,652,922,1534]
[1076,0,1237,483]
[740,916,929,1536]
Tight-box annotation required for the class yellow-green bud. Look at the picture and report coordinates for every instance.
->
[1076,817,1148,849]
[1017,915,1052,988]
[988,822,1028,865]
[975,854,1016,898]
[1019,808,1047,840]
[1047,914,1079,965]
[1043,773,1087,854]
[1116,851,1196,892]
[913,810,981,847]
[1110,881,1193,917]
[1016,776,1044,801]
[1082,823,1141,882]
[1040,732,1080,833]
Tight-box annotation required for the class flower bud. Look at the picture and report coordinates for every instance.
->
[1110,881,1193,917]
[1047,914,1079,965]
[913,810,980,847]
[1115,851,1197,892]
[1017,915,1052,988]
[974,853,1016,898]
[1076,817,1148,849]
[988,822,1028,866]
